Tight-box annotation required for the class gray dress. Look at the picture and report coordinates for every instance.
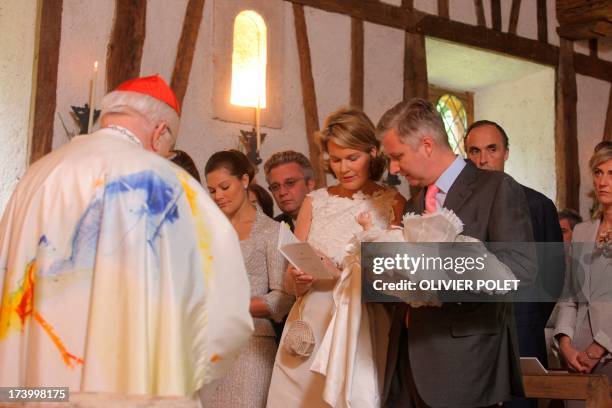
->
[554,220,612,407]
[204,209,294,407]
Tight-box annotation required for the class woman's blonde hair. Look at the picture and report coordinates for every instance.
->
[315,107,386,180]
[589,141,612,220]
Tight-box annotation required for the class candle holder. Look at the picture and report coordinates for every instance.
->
[239,128,267,166]
[71,104,101,135]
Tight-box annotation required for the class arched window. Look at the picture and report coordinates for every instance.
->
[230,10,267,109]
[435,93,468,157]
[213,2,282,128]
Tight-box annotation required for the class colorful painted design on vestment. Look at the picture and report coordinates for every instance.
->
[0,259,83,367]
[178,171,213,282]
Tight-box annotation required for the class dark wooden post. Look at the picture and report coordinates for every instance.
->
[508,0,521,34]
[350,17,364,109]
[293,4,326,187]
[491,0,502,31]
[604,88,612,142]
[437,0,449,19]
[30,0,63,164]
[106,0,147,92]
[554,39,580,211]
[402,0,428,101]
[171,0,206,110]
[537,0,548,42]
[474,0,486,27]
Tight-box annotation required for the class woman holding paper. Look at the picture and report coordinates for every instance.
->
[267,108,405,407]
[204,150,294,408]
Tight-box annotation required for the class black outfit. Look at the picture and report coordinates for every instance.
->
[274,213,295,232]
[504,185,564,408]
[384,162,536,408]
[170,149,201,182]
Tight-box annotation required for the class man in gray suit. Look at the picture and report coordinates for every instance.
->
[376,98,536,408]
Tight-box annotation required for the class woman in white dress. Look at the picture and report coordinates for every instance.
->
[267,108,405,408]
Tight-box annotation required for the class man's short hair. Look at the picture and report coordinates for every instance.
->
[100,91,180,144]
[375,98,450,149]
[263,150,314,183]
[464,120,509,152]
[558,208,583,230]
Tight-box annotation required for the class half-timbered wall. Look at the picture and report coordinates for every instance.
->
[1,0,611,218]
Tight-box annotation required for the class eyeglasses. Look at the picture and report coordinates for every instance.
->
[268,177,306,193]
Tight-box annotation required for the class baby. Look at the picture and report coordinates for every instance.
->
[352,209,518,302]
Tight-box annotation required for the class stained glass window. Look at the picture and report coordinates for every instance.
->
[436,94,468,157]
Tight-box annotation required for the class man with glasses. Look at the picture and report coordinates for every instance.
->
[264,151,316,231]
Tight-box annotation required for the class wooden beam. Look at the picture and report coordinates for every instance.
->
[106,0,147,92]
[557,20,612,40]
[555,39,580,211]
[508,0,521,34]
[537,0,548,42]
[474,0,486,27]
[523,373,612,406]
[574,53,612,83]
[557,0,612,40]
[604,87,612,142]
[437,0,449,19]
[293,4,326,187]
[490,0,501,31]
[286,0,612,82]
[30,0,63,164]
[171,0,205,110]
[350,17,364,109]
[402,0,427,101]
[589,38,598,57]
[403,32,428,101]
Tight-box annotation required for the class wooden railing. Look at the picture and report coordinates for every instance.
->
[523,372,612,408]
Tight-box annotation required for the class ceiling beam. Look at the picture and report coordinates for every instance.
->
[286,0,612,82]
[556,0,612,40]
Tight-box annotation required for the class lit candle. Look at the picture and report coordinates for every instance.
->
[255,101,261,151]
[87,61,98,134]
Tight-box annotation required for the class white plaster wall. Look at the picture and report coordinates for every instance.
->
[0,1,37,213]
[474,68,557,201]
[141,0,187,81]
[52,0,114,148]
[576,75,611,220]
[177,1,313,188]
[32,0,609,217]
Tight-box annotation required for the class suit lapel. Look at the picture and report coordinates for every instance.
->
[443,161,478,212]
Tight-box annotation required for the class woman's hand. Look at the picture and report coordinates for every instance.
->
[559,336,588,373]
[289,265,314,296]
[577,342,607,373]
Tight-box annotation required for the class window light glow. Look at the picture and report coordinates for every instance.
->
[230,10,267,109]
[436,94,468,157]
